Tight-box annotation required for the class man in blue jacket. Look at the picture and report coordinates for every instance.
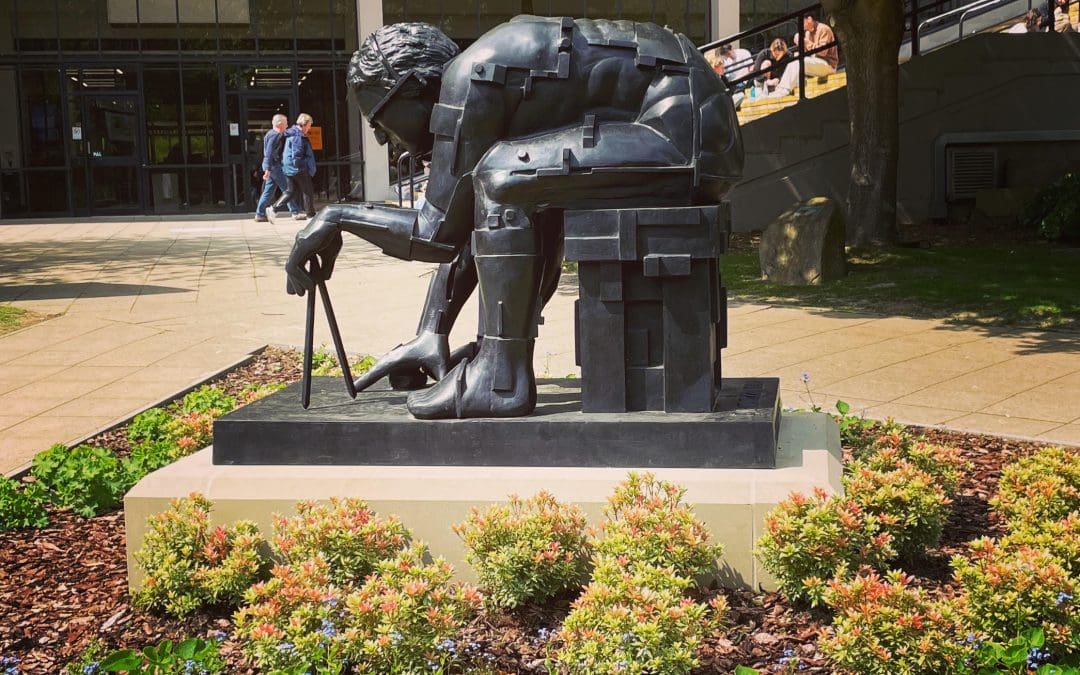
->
[268,113,317,222]
[254,114,300,222]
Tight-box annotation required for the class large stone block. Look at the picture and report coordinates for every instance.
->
[125,411,842,592]
[759,197,846,285]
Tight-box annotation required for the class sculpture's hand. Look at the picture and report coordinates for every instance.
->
[286,210,343,296]
[354,330,452,392]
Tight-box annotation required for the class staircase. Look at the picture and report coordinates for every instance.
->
[730,1,1080,127]
[737,72,848,125]
[725,32,1080,232]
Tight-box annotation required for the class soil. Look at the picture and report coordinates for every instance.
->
[0,347,1065,674]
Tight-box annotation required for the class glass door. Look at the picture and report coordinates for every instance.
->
[227,94,293,213]
[69,94,143,214]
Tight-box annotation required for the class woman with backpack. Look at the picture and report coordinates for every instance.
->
[268,113,317,222]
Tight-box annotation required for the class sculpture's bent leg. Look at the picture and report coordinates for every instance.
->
[407,224,541,419]
[354,244,478,391]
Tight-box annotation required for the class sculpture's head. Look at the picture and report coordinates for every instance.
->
[348,23,459,156]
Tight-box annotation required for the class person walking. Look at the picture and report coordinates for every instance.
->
[268,113,317,223]
[254,114,300,222]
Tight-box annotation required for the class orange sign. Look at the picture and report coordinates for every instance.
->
[307,126,323,151]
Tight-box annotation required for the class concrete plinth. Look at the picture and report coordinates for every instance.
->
[125,411,841,592]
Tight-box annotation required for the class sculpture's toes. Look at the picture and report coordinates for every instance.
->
[407,360,468,419]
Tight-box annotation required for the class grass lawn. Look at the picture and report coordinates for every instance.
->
[0,305,46,336]
[721,243,1080,330]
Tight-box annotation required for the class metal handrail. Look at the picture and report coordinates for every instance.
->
[959,0,1033,35]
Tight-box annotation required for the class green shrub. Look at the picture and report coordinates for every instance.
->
[234,554,345,673]
[94,637,226,674]
[755,488,896,607]
[121,439,177,484]
[1001,512,1080,576]
[833,399,878,452]
[594,472,722,580]
[271,498,411,585]
[180,385,236,415]
[134,493,267,617]
[453,491,592,608]
[952,537,1080,658]
[31,444,129,517]
[992,447,1080,532]
[163,411,215,453]
[550,556,726,675]
[236,546,483,674]
[1022,171,1080,241]
[0,476,50,531]
[340,544,483,673]
[127,407,173,444]
[822,568,969,674]
[238,382,287,404]
[962,627,1080,675]
[843,459,952,558]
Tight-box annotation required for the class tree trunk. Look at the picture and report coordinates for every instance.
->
[820,0,904,248]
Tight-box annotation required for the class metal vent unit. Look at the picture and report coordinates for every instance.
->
[946,146,998,201]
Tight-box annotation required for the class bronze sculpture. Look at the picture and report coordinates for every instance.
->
[284,16,743,420]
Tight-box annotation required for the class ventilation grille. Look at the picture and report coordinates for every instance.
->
[946,146,998,201]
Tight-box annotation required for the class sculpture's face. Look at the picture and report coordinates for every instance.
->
[356,84,435,156]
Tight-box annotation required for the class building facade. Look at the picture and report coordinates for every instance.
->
[0,0,813,219]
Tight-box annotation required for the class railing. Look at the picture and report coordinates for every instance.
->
[702,0,1071,104]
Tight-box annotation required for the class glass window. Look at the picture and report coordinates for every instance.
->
[21,69,64,167]
[297,64,339,159]
[15,0,59,51]
[331,0,357,53]
[58,0,104,51]
[26,169,69,213]
[254,0,296,52]
[0,68,22,171]
[297,0,332,51]
[219,0,256,51]
[1,1,17,54]
[179,4,217,51]
[144,68,183,164]
[181,67,224,164]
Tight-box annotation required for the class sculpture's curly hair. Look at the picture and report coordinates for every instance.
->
[347,22,460,93]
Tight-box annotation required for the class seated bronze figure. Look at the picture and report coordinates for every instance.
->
[285,16,743,420]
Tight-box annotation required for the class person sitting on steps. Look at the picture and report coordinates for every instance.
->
[768,14,838,98]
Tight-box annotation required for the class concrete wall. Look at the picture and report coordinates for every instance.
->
[728,33,1080,232]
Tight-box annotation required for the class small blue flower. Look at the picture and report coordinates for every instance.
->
[209,630,227,642]
[320,618,337,639]
[277,642,295,653]
[1027,646,1050,669]
[391,632,403,643]
[465,641,481,653]
[82,663,99,675]
[783,648,796,657]
[536,627,551,640]
[437,638,456,653]
[800,372,811,384]
[1056,592,1073,606]
[182,660,197,674]
[6,668,19,675]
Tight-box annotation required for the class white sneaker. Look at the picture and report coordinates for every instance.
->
[266,206,278,224]
[293,214,308,221]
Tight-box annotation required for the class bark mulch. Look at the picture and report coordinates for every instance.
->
[0,347,1067,674]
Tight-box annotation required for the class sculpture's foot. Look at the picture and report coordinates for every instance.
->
[448,338,480,370]
[353,331,451,392]
[407,338,535,419]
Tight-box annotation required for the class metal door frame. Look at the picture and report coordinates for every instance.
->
[64,65,146,215]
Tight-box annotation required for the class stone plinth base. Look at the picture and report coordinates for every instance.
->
[126,412,840,592]
[213,377,781,469]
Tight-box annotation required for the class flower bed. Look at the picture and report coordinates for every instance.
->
[0,347,1076,674]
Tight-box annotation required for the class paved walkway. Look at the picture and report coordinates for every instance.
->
[1,216,1078,474]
